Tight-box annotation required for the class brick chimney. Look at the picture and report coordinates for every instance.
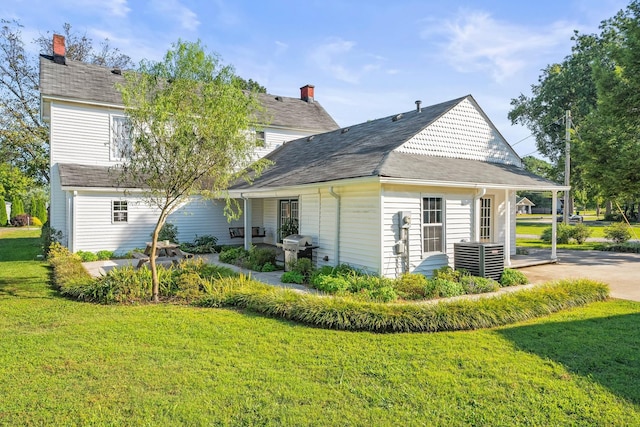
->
[300,84,315,103]
[53,34,66,65]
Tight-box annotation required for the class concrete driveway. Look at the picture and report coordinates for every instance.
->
[518,249,640,302]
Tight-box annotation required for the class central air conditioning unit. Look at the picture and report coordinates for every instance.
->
[453,242,504,281]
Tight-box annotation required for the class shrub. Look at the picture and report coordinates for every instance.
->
[10,213,31,227]
[197,277,609,333]
[30,217,43,227]
[76,250,98,262]
[181,234,218,254]
[541,223,574,244]
[500,268,528,287]
[281,271,304,284]
[47,243,94,294]
[603,222,632,243]
[0,200,7,226]
[219,246,249,264]
[289,257,313,278]
[311,274,350,293]
[571,223,592,244]
[41,222,64,257]
[394,273,430,300]
[432,266,467,282]
[366,283,397,303]
[157,222,179,243]
[96,250,114,260]
[460,276,499,294]
[261,262,276,272]
[595,242,640,253]
[248,246,277,271]
[427,278,465,298]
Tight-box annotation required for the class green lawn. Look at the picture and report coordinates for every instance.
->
[1,228,640,425]
[516,217,640,239]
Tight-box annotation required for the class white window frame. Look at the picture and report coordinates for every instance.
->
[110,115,132,161]
[112,200,128,223]
[422,195,445,254]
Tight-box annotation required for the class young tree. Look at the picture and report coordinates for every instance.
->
[0,199,7,226]
[118,40,269,302]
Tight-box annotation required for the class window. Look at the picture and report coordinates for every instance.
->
[279,199,299,240]
[111,116,132,160]
[255,131,265,147]
[422,197,443,253]
[480,197,493,242]
[112,200,128,223]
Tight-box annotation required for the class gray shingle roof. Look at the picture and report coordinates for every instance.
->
[39,56,338,132]
[58,164,140,189]
[231,96,564,191]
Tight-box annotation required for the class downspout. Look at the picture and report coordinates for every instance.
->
[472,188,486,242]
[241,193,251,251]
[329,187,341,265]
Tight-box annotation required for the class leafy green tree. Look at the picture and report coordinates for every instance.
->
[0,20,133,183]
[233,76,267,93]
[10,195,24,218]
[0,199,7,226]
[522,156,560,183]
[579,2,640,202]
[117,40,270,302]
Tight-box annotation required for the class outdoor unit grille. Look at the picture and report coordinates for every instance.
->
[453,242,504,281]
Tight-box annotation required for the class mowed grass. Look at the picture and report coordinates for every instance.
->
[1,229,640,425]
[516,217,640,239]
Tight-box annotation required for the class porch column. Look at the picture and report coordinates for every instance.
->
[551,190,558,260]
[243,197,252,251]
[504,189,511,266]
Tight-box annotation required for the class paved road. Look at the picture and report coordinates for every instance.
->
[518,249,640,302]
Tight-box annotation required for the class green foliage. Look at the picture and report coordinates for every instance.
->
[289,257,312,276]
[393,273,430,300]
[218,246,249,264]
[10,196,24,217]
[76,250,98,262]
[261,262,276,272]
[595,242,640,253]
[280,271,304,284]
[248,246,277,271]
[426,278,465,298]
[500,268,529,287]
[432,265,468,282]
[572,223,592,244]
[157,222,179,243]
[460,276,500,294]
[180,234,218,254]
[278,218,299,240]
[47,242,94,293]
[40,221,63,257]
[199,277,609,333]
[96,250,114,260]
[604,222,632,243]
[0,199,7,226]
[541,223,592,244]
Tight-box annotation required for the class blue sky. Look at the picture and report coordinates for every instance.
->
[3,0,631,159]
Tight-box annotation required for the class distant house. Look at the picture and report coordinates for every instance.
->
[229,96,568,277]
[39,35,338,253]
[516,197,535,214]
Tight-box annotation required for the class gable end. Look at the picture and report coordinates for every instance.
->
[395,98,521,166]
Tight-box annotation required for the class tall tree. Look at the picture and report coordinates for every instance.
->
[0,20,133,183]
[579,2,640,202]
[117,40,269,302]
[233,76,267,93]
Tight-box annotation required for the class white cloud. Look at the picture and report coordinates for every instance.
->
[151,0,200,31]
[107,0,130,17]
[424,10,575,82]
[308,38,392,84]
[274,40,288,55]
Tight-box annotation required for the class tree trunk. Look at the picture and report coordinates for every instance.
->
[606,200,612,217]
[150,212,169,303]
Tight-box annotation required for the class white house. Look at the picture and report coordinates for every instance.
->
[516,197,535,214]
[40,35,339,253]
[229,96,568,277]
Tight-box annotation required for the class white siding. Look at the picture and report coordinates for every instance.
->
[316,191,337,268]
[253,127,313,159]
[381,186,473,278]
[49,165,67,245]
[335,186,380,273]
[262,199,278,245]
[50,102,122,166]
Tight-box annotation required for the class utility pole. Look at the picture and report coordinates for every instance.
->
[564,110,571,224]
